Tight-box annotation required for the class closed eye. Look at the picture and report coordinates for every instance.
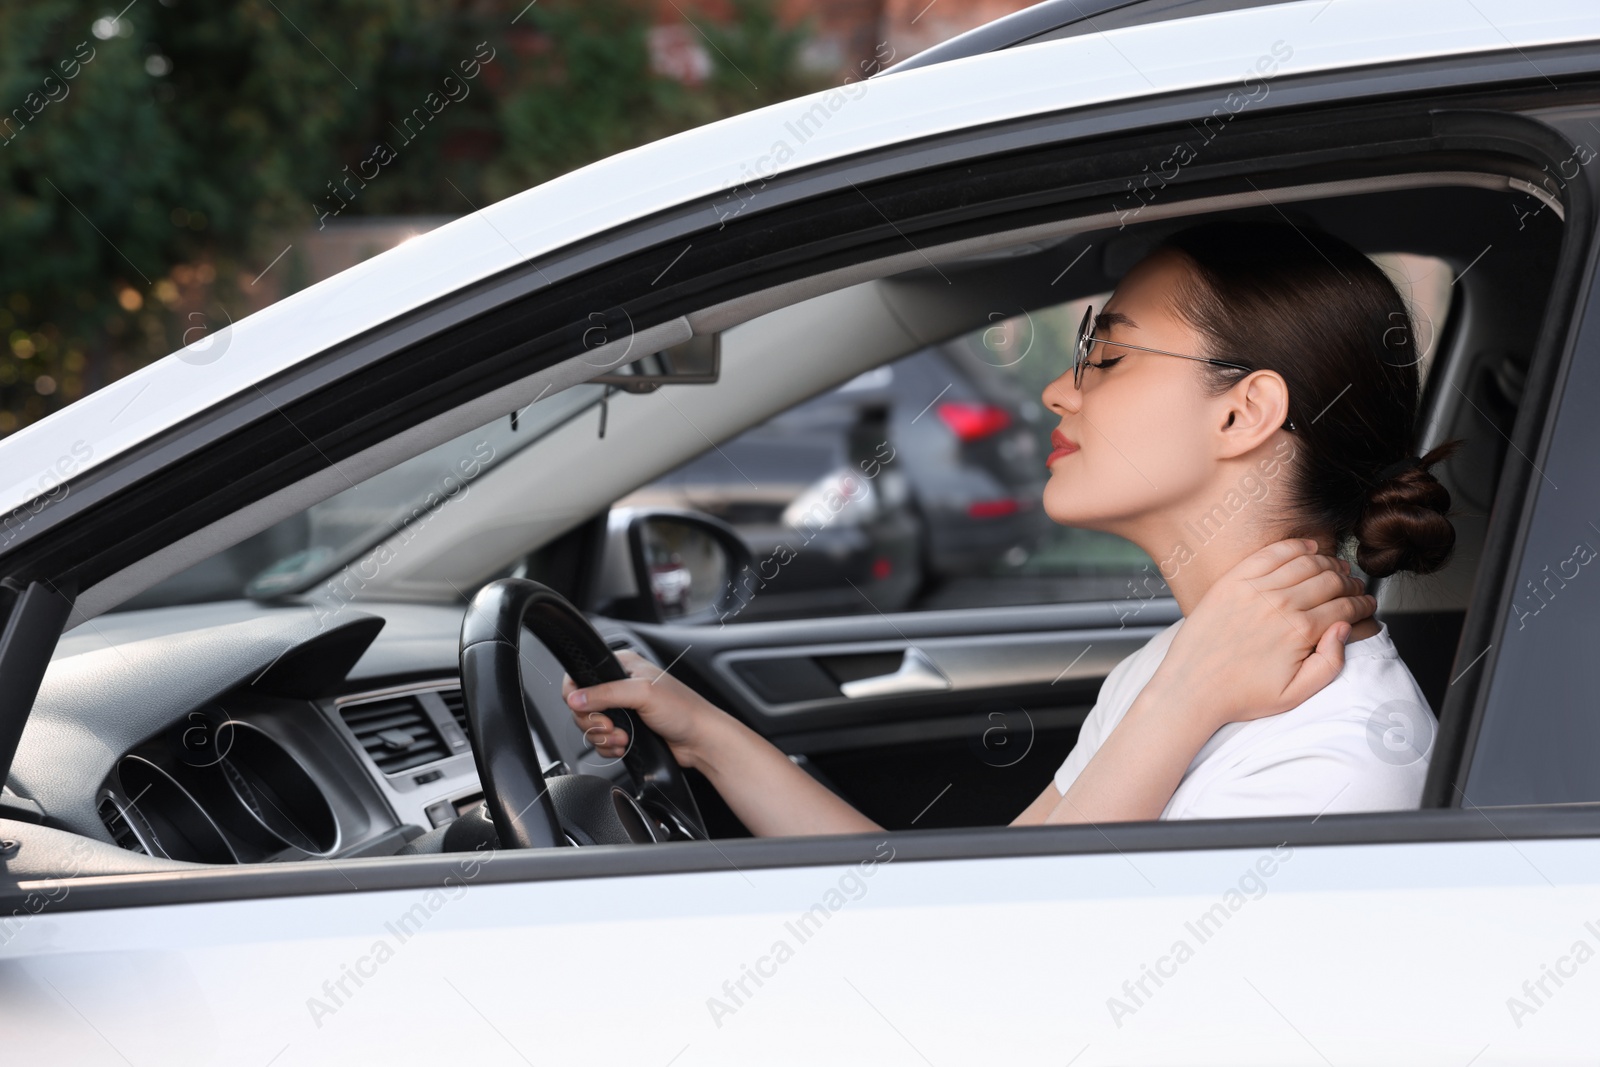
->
[1085,357,1125,372]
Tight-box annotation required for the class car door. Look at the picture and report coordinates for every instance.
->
[10,10,1600,1065]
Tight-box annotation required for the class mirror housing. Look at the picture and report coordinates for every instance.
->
[593,507,752,625]
[591,333,719,393]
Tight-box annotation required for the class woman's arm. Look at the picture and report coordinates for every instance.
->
[565,650,880,836]
[574,539,1371,835]
[686,712,881,836]
[1044,672,1232,823]
[1009,675,1218,826]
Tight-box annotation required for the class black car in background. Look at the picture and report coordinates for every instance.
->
[615,339,1047,621]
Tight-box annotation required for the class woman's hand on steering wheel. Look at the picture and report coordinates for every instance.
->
[1156,537,1375,729]
[564,649,720,769]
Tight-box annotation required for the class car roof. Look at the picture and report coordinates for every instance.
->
[880,0,1296,74]
[4,0,1598,520]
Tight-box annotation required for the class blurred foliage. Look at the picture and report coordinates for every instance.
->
[0,0,827,433]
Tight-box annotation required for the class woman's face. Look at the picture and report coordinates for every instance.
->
[1040,248,1231,538]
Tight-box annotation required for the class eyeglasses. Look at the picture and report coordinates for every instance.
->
[1071,304,1297,431]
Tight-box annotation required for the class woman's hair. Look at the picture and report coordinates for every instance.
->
[1151,218,1463,579]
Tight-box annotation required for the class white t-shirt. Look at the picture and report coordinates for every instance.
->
[1053,617,1436,819]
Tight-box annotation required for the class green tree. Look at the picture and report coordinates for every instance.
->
[0,0,827,434]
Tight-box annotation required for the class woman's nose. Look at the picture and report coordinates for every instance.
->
[1041,366,1081,416]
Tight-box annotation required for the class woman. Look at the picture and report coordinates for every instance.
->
[565,218,1462,833]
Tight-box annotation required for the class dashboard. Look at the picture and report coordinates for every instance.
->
[4,598,661,868]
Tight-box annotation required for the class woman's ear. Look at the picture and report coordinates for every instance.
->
[1217,370,1292,457]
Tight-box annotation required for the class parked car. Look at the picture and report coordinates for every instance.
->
[614,341,1045,620]
[612,385,926,620]
[6,1,1600,1061]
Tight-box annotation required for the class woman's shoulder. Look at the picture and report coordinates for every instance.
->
[1106,618,1186,697]
[1165,625,1436,818]
[1071,618,1187,740]
[1313,619,1433,716]
[1235,620,1437,748]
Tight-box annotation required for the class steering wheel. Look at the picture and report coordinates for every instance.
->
[457,578,707,848]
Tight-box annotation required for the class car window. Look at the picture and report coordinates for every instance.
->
[625,252,1453,624]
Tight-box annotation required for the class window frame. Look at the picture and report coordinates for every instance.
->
[1444,110,1600,808]
[1421,104,1600,809]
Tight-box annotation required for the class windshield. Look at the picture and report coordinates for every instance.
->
[112,383,605,611]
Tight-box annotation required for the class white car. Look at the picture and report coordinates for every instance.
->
[4,0,1600,1062]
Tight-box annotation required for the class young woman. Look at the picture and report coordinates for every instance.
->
[565,218,1461,833]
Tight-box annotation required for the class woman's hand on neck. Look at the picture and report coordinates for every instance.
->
[1139,515,1380,642]
[1115,454,1343,618]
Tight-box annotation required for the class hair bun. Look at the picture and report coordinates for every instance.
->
[1354,439,1464,579]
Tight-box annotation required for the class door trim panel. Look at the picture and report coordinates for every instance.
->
[629,600,1181,737]
[710,626,1164,728]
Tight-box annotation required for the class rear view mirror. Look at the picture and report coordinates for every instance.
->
[592,333,719,393]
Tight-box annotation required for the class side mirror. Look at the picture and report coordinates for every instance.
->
[593,507,752,624]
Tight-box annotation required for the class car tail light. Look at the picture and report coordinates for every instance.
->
[967,498,1020,519]
[936,402,1011,441]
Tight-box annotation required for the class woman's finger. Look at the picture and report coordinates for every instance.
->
[1301,593,1376,638]
[1281,567,1365,610]
[576,709,616,746]
[578,712,629,746]
[590,725,630,754]
[1278,620,1351,709]
[565,677,650,712]
[575,707,611,727]
[614,649,661,680]
[1255,550,1346,591]
[1235,537,1320,580]
[601,727,631,752]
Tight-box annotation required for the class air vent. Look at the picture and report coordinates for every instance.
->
[439,687,469,744]
[97,796,148,854]
[340,695,451,774]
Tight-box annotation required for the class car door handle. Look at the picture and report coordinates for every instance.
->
[838,647,952,699]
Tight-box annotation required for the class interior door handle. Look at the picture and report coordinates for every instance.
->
[838,647,951,699]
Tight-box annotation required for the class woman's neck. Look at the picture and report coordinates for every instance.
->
[1124,512,1379,639]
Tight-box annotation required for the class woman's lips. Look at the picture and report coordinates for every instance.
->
[1047,429,1078,468]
